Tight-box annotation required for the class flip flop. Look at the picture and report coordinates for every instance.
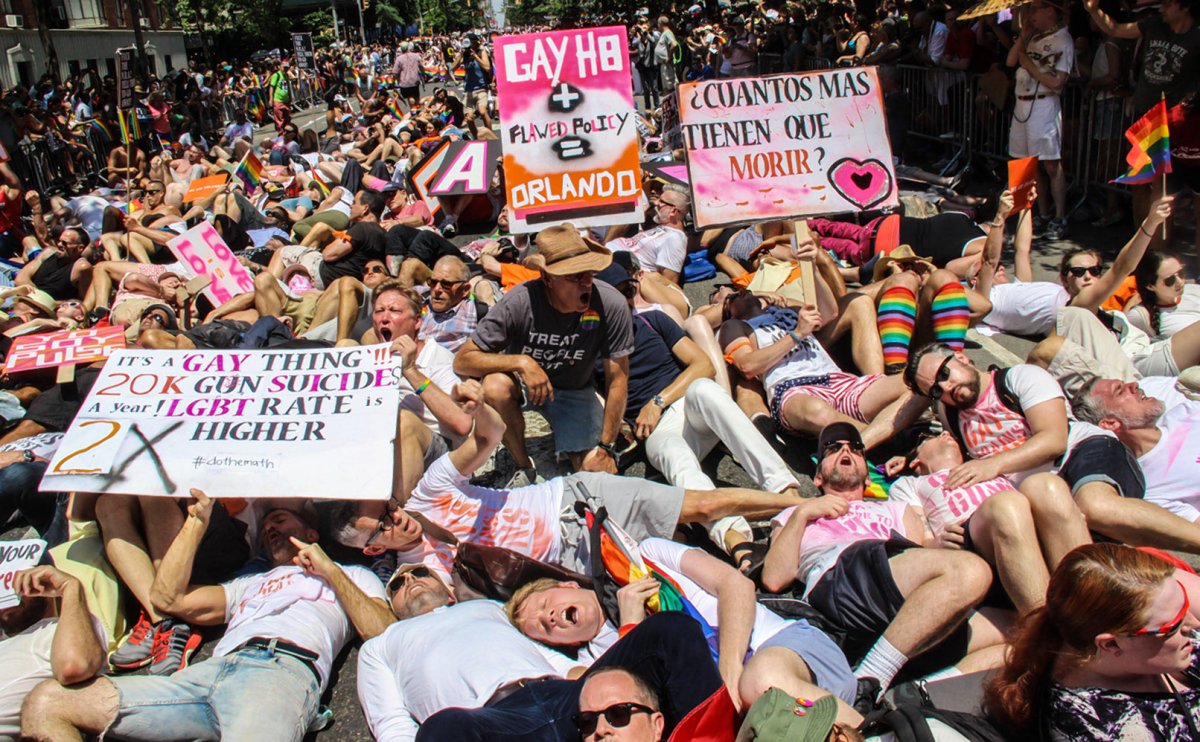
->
[730,541,768,579]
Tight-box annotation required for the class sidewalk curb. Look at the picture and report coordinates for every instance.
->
[966,328,1024,368]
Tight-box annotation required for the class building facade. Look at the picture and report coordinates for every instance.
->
[0,0,185,87]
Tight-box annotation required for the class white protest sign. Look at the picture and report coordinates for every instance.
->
[679,67,898,228]
[0,539,47,609]
[167,222,256,307]
[41,346,402,499]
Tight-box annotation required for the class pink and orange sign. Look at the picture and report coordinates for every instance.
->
[495,26,644,233]
[166,222,256,306]
[679,67,898,228]
[4,326,126,374]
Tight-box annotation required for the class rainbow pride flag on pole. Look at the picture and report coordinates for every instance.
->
[117,109,141,145]
[234,151,263,191]
[1112,98,1171,185]
[87,119,112,142]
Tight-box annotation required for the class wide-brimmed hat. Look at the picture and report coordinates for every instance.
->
[872,244,935,283]
[526,224,612,276]
[14,289,56,317]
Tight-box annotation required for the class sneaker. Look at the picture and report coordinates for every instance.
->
[1032,214,1050,234]
[440,217,458,238]
[110,612,157,671]
[1044,218,1069,241]
[504,466,541,488]
[853,676,886,717]
[1091,210,1125,228]
[147,619,202,676]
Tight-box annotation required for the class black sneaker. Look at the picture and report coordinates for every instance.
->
[110,611,157,671]
[854,676,886,717]
[147,619,202,676]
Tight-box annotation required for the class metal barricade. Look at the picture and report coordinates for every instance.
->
[895,64,972,175]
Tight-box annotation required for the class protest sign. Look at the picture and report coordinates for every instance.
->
[41,346,402,499]
[678,68,898,229]
[166,222,256,307]
[495,26,644,233]
[4,326,126,375]
[291,32,315,71]
[429,140,501,196]
[182,173,230,204]
[407,139,451,217]
[117,48,135,109]
[1008,156,1038,212]
[0,539,46,609]
[661,90,683,151]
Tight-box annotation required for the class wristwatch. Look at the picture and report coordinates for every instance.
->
[22,450,34,463]
[596,441,620,466]
[651,394,667,409]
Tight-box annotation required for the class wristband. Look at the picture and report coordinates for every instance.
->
[1140,224,1155,238]
[415,378,431,394]
[787,330,803,345]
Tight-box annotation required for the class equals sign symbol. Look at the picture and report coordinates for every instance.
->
[554,136,592,160]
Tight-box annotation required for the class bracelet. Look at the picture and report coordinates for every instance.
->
[414,378,431,394]
[989,218,1005,227]
[1140,224,1155,238]
[787,330,803,345]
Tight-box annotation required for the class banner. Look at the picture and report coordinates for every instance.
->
[117,48,135,110]
[4,326,126,375]
[291,32,315,71]
[661,90,683,151]
[166,222,256,307]
[495,26,644,233]
[41,347,402,499]
[0,539,46,609]
[429,140,501,196]
[1008,156,1038,212]
[182,173,230,204]
[679,68,898,229]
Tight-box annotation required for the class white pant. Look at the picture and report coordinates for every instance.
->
[644,379,798,544]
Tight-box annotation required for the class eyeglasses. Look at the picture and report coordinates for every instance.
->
[58,300,82,309]
[57,238,83,248]
[364,265,386,275]
[386,565,434,594]
[574,703,656,736]
[921,356,954,399]
[1162,270,1188,288]
[1125,580,1190,638]
[143,314,167,325]
[428,278,465,290]
[821,439,864,460]
[1066,265,1103,278]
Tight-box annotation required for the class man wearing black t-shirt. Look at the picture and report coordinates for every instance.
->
[455,224,634,485]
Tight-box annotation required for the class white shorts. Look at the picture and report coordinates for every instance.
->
[1009,96,1062,161]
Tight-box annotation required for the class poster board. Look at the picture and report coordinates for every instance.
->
[407,139,451,217]
[1008,156,1038,212]
[40,347,401,499]
[4,327,126,375]
[429,140,501,196]
[661,89,683,151]
[166,222,256,307]
[678,68,898,229]
[117,48,135,109]
[291,32,315,71]
[0,540,46,609]
[495,26,644,233]
[182,173,230,204]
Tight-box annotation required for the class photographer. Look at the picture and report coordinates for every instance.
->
[452,35,493,130]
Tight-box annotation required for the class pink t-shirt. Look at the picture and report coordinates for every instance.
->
[889,470,1016,540]
[772,499,910,594]
[955,366,1064,460]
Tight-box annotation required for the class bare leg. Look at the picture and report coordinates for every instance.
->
[20,676,121,741]
[253,271,287,319]
[94,494,162,621]
[817,292,884,375]
[967,490,1051,613]
[739,647,862,726]
[398,257,431,288]
[482,372,531,469]
[683,315,731,394]
[1019,472,1090,568]
[883,548,991,658]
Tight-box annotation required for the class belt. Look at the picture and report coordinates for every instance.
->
[486,675,557,706]
[238,637,321,683]
[1017,94,1050,101]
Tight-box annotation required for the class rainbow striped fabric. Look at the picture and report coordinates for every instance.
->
[117,109,141,145]
[1113,99,1171,185]
[234,151,263,191]
[87,119,112,142]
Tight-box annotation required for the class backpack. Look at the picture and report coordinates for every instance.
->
[682,248,717,283]
[859,704,1007,742]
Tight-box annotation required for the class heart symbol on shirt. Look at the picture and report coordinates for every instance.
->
[827,157,895,211]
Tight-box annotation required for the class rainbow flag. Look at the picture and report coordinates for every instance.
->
[1112,99,1172,185]
[246,90,266,122]
[87,119,112,142]
[310,169,331,197]
[234,151,263,191]
[117,109,141,145]
[386,96,405,119]
[593,515,720,662]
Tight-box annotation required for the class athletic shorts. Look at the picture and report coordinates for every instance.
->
[1057,435,1145,500]
[1009,96,1062,161]
[757,620,857,704]
[771,372,880,432]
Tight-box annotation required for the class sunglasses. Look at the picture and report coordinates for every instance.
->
[1126,580,1190,638]
[428,278,465,290]
[364,265,386,275]
[822,439,864,460]
[921,356,954,399]
[1162,270,1188,288]
[1066,265,1102,278]
[574,702,656,736]
[387,565,434,594]
[58,300,82,309]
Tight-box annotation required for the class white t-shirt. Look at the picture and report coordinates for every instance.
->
[1137,403,1200,522]
[1128,284,1200,340]
[607,225,688,275]
[982,280,1068,336]
[579,538,793,663]
[357,600,580,742]
[398,340,464,445]
[216,563,385,688]
[406,454,566,565]
[772,499,912,596]
[738,308,839,402]
[66,195,111,242]
[224,121,255,142]
[888,471,1016,540]
[0,616,107,738]
[1015,27,1074,98]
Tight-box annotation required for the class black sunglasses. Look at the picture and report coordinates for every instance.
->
[821,438,864,460]
[922,355,954,399]
[428,278,465,290]
[1066,265,1102,278]
[574,702,656,736]
[387,565,433,593]
[364,265,386,275]
[1163,270,1187,288]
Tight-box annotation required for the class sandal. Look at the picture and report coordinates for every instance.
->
[730,542,768,579]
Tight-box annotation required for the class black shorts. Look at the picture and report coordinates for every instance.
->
[807,538,971,674]
[1058,435,1145,500]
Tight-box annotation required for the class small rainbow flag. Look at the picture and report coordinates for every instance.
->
[87,119,112,142]
[1112,99,1172,186]
[234,150,263,191]
[246,90,266,122]
[310,168,331,196]
[581,309,601,330]
[117,109,141,145]
[386,97,405,120]
[594,516,720,662]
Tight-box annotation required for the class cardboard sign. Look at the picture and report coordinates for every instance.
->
[661,90,683,151]
[0,539,46,609]
[1008,156,1038,212]
[183,173,230,204]
[166,222,256,307]
[407,139,451,217]
[495,26,644,233]
[117,48,135,110]
[429,140,501,196]
[291,32,315,71]
[41,347,402,499]
[4,326,126,375]
[679,68,898,229]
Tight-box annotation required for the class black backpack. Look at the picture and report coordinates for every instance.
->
[943,367,1024,455]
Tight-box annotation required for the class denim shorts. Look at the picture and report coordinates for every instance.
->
[105,647,320,741]
[757,620,857,705]
[524,384,604,455]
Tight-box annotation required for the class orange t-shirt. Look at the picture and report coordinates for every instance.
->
[500,264,540,290]
[1102,275,1138,312]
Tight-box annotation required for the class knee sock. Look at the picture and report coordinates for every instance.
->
[931,281,970,351]
[856,635,908,689]
[878,285,917,371]
[362,173,390,192]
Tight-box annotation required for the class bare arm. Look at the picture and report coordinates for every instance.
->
[1083,0,1141,39]
[678,548,757,706]
[148,490,232,626]
[447,387,505,477]
[1071,197,1172,312]
[16,567,106,685]
[974,189,1015,299]
[290,539,394,640]
[1013,208,1034,283]
[454,338,530,377]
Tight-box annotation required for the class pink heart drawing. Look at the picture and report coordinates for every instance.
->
[827,157,895,211]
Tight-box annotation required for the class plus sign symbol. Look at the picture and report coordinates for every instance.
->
[548,82,584,113]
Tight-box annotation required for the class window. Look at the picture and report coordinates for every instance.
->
[164,55,173,71]
[67,59,81,75]
[105,57,116,77]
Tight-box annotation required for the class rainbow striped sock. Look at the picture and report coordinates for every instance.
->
[879,285,917,371]
[932,282,970,351]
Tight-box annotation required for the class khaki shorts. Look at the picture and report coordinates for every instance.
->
[1049,307,1139,397]
[278,245,327,291]
[282,292,321,336]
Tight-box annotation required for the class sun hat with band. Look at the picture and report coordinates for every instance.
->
[525,224,612,276]
[872,244,936,283]
[14,289,57,317]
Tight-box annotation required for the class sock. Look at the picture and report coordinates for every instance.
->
[931,281,970,351]
[878,285,917,370]
[855,636,908,689]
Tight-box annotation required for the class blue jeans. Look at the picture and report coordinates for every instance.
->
[105,646,320,741]
[417,612,722,741]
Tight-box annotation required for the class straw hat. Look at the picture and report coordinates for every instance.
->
[525,224,612,276]
[14,289,56,317]
[872,244,935,283]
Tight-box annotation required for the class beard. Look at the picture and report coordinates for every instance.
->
[394,583,453,619]
[1125,398,1167,428]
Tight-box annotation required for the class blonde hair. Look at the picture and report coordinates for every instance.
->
[504,578,562,626]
